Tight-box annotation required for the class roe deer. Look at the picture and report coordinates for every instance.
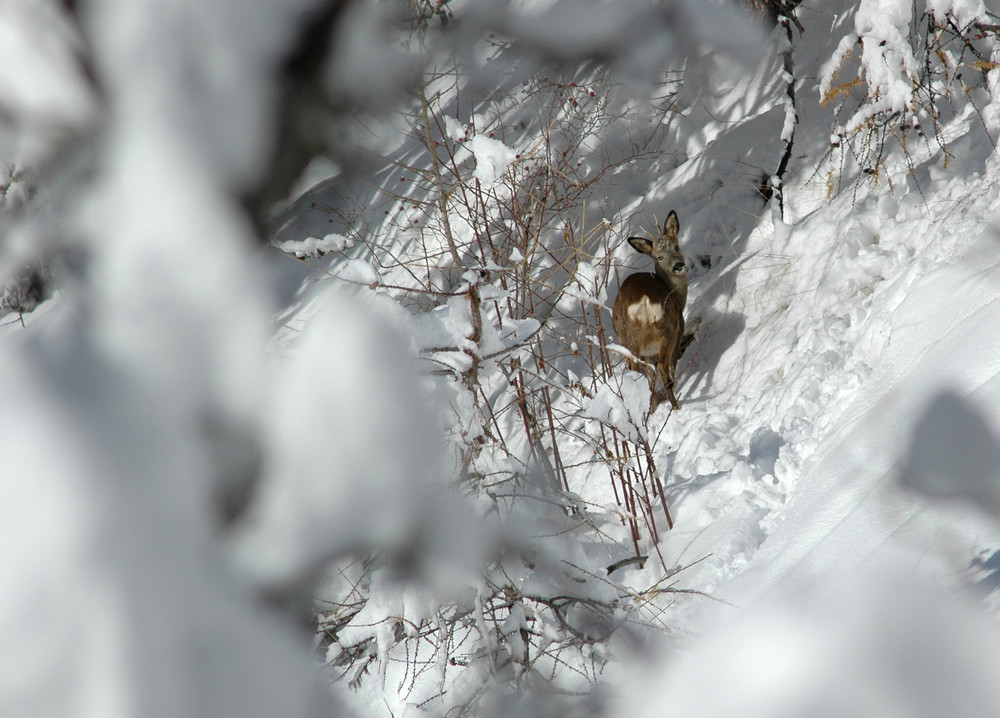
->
[612,210,690,411]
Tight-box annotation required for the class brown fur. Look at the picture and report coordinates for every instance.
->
[611,211,688,411]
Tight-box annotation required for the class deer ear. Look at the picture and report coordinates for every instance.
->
[627,237,654,254]
[663,211,679,238]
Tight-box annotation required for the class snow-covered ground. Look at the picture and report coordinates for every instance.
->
[5,1,1000,716]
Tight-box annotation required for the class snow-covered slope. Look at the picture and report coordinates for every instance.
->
[637,173,1000,713]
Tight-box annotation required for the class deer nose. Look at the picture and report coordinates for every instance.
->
[672,261,685,273]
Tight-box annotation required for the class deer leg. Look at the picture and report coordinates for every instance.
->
[663,381,680,411]
[658,350,680,411]
[677,316,702,361]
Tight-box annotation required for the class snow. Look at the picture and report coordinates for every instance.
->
[1,0,341,716]
[467,135,517,187]
[444,116,469,142]
[927,0,988,24]
[6,0,1000,716]
[273,233,353,258]
[852,0,920,122]
[0,1,94,124]
[233,291,438,586]
[582,373,651,441]
[709,230,1000,605]
[642,582,1000,717]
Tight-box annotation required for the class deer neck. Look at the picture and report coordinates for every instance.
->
[654,265,688,304]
